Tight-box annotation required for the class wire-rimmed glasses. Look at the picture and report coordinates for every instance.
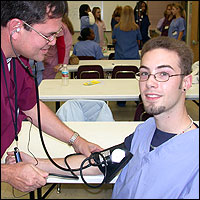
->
[135,71,185,82]
[22,20,62,43]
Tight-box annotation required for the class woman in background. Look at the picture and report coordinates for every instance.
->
[112,5,142,107]
[112,5,142,60]
[43,13,74,79]
[157,3,175,36]
[111,6,122,31]
[134,1,151,49]
[73,28,104,60]
[79,4,100,44]
[92,7,106,48]
[168,3,186,41]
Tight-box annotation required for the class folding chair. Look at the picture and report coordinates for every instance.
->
[77,65,104,79]
[112,65,139,78]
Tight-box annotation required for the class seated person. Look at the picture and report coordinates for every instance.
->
[5,37,199,199]
[73,28,104,60]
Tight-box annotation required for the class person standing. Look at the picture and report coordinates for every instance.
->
[112,5,142,60]
[92,7,106,48]
[110,6,122,31]
[134,1,151,49]
[79,4,100,44]
[1,1,102,193]
[168,3,186,41]
[112,5,142,107]
[43,13,74,79]
[157,3,175,36]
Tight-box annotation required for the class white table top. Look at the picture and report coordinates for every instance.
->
[39,79,140,102]
[2,121,142,184]
[39,79,199,102]
[67,59,141,72]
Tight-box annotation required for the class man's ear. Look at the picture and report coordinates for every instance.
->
[8,19,22,39]
[182,74,192,91]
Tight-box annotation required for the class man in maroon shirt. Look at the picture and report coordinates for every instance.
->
[1,1,102,192]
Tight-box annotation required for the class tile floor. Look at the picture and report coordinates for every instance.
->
[1,100,199,199]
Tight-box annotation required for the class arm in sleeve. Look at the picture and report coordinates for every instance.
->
[124,133,134,151]
[56,36,65,64]
[88,12,95,25]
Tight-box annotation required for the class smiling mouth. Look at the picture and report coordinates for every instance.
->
[145,94,162,101]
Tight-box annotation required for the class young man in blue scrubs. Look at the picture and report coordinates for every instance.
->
[6,37,199,198]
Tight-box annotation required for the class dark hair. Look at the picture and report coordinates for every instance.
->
[78,27,91,41]
[112,6,122,19]
[1,1,67,30]
[141,36,193,75]
[79,4,90,19]
[134,1,148,16]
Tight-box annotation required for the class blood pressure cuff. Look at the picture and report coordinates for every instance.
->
[92,143,133,183]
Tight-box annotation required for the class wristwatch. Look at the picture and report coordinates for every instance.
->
[68,132,79,145]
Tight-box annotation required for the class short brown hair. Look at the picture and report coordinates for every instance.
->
[141,36,193,75]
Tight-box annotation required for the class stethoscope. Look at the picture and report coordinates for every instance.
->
[2,32,108,188]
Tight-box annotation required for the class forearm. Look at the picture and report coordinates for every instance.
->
[23,101,74,144]
[177,31,183,40]
[88,12,95,25]
[36,155,101,176]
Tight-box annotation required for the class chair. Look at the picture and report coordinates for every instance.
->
[77,65,104,79]
[77,56,95,60]
[56,99,114,121]
[134,102,153,121]
[108,53,115,60]
[112,65,139,79]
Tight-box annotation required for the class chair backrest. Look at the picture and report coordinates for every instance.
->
[77,56,95,60]
[108,53,115,60]
[112,65,139,78]
[134,102,153,121]
[56,99,114,121]
[77,65,104,79]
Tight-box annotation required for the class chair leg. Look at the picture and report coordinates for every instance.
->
[57,183,61,193]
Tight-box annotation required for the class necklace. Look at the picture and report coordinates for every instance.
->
[150,115,194,150]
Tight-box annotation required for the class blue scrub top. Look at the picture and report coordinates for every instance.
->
[73,40,104,60]
[112,27,142,60]
[112,118,199,199]
[168,17,186,41]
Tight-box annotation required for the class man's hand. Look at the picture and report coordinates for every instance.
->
[72,136,103,157]
[3,162,48,192]
[6,151,36,165]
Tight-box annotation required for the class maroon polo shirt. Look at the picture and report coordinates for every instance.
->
[1,49,37,157]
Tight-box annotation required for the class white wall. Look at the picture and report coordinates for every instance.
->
[67,1,137,31]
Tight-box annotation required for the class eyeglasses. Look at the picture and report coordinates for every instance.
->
[135,71,185,82]
[22,20,62,43]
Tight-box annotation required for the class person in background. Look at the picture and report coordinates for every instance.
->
[111,6,122,31]
[92,7,106,48]
[43,12,74,79]
[29,59,44,85]
[134,1,151,49]
[112,5,142,107]
[6,36,199,198]
[156,3,175,36]
[79,4,100,44]
[1,1,102,193]
[73,27,104,60]
[112,5,142,60]
[168,3,186,41]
